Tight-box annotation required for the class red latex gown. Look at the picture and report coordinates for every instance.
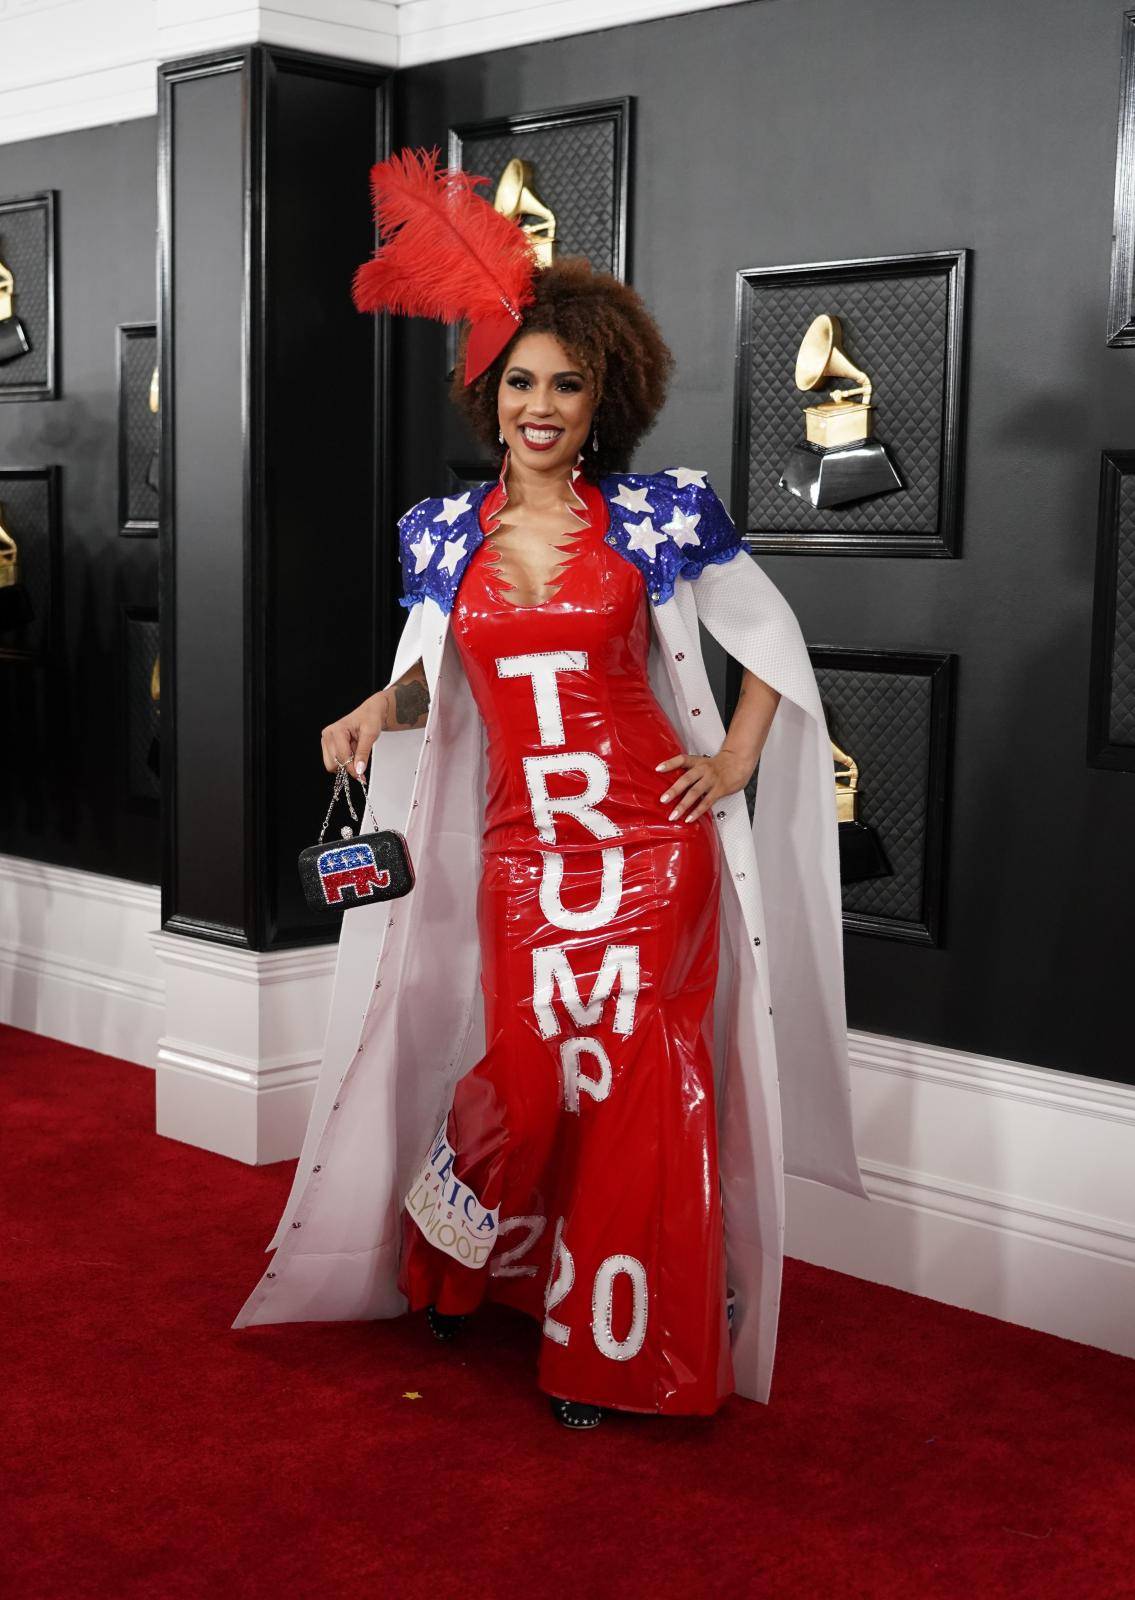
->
[398,467,734,1415]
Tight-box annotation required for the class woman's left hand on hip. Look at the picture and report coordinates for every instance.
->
[656,747,753,823]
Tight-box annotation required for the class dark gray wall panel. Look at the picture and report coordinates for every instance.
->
[159,46,389,948]
[0,119,158,881]
[169,65,248,933]
[261,53,389,946]
[395,0,1135,1085]
[1112,484,1135,745]
[1,1,1132,1078]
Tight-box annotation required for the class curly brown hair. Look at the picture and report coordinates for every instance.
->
[450,256,674,481]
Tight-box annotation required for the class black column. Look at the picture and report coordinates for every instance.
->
[158,45,392,950]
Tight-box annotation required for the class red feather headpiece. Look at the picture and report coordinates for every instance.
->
[352,147,538,384]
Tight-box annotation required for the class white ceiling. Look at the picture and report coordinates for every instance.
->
[0,0,751,145]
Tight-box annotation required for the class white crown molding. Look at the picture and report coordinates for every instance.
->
[155,0,399,64]
[395,0,748,66]
[0,61,157,145]
[0,0,748,145]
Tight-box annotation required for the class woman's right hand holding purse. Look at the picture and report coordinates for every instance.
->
[321,690,389,779]
[320,660,431,779]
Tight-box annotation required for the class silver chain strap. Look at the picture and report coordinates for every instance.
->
[319,762,382,844]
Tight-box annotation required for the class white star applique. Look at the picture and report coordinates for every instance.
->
[408,529,437,574]
[623,516,669,558]
[664,467,708,489]
[438,534,467,576]
[433,493,472,527]
[662,507,702,548]
[610,483,654,514]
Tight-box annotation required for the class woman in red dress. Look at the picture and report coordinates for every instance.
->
[321,252,782,1428]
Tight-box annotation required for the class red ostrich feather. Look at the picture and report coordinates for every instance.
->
[352,147,537,326]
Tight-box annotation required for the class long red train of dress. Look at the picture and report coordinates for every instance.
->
[397,468,734,1415]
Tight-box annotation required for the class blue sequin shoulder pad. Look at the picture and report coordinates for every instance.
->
[395,484,494,613]
[395,469,742,612]
[595,468,743,604]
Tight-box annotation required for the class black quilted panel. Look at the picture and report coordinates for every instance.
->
[741,268,950,537]
[455,117,620,275]
[1109,470,1135,745]
[814,665,932,924]
[0,198,50,390]
[125,614,161,804]
[0,475,53,659]
[121,327,159,529]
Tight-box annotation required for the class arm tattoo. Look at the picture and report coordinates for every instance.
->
[392,678,430,728]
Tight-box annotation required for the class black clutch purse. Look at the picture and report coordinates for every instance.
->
[297,764,415,914]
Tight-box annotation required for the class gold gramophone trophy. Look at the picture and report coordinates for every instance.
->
[493,159,556,266]
[146,362,160,492]
[0,249,32,365]
[147,650,161,777]
[0,503,34,629]
[779,314,902,509]
[832,735,891,883]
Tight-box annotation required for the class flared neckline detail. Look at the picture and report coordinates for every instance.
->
[479,448,593,609]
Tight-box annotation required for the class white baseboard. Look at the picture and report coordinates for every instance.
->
[2,855,1133,1362]
[787,1030,1135,1361]
[0,852,164,1066]
[151,931,336,1165]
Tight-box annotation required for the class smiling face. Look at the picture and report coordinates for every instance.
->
[497,331,597,475]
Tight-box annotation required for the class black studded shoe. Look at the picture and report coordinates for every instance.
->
[425,1303,468,1342]
[549,1396,604,1430]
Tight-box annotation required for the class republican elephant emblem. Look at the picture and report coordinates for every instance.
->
[316,843,391,905]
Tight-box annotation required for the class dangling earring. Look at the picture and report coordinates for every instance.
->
[591,428,600,453]
[498,427,504,444]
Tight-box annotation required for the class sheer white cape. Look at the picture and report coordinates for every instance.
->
[233,551,870,1404]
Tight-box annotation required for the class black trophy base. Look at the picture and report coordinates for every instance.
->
[779,439,902,509]
[0,582,34,630]
[0,317,31,366]
[838,820,892,884]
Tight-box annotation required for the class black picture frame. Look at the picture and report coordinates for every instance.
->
[0,190,58,401]
[120,604,162,812]
[446,98,633,377]
[1087,451,1135,771]
[1108,12,1135,346]
[807,647,956,945]
[731,250,969,557]
[0,465,61,663]
[117,322,160,536]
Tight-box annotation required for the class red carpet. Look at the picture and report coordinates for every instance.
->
[5,1023,1134,1599]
